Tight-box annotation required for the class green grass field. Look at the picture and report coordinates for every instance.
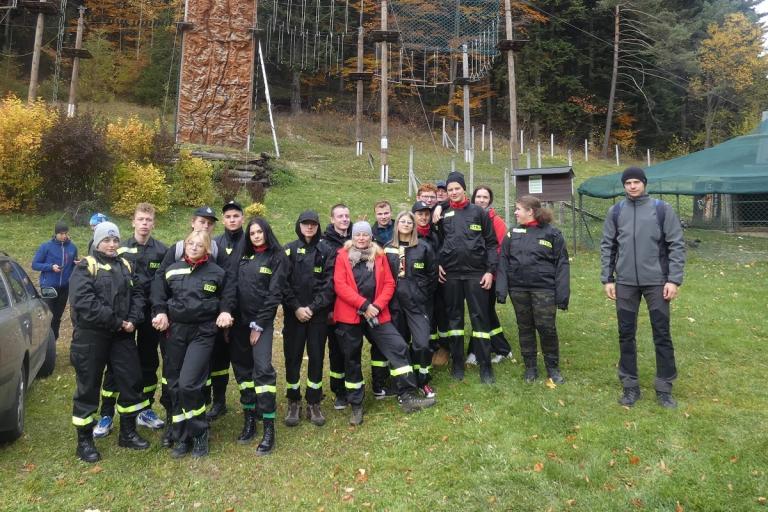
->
[0,111,767,511]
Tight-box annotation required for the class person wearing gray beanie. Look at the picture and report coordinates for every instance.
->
[351,221,373,238]
[92,222,121,255]
[68,220,151,462]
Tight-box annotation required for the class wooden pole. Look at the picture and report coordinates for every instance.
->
[504,0,520,225]
[615,144,620,166]
[442,117,446,147]
[647,148,651,167]
[28,12,45,103]
[355,25,364,156]
[455,121,459,154]
[462,44,471,164]
[67,6,86,118]
[481,124,485,151]
[380,0,389,183]
[537,142,542,168]
[584,139,589,162]
[550,133,554,157]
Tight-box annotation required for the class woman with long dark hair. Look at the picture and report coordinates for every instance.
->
[230,217,287,455]
[496,195,570,384]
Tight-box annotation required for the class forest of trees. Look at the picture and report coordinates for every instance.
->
[0,0,765,155]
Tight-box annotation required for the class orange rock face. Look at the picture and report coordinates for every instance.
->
[176,0,256,148]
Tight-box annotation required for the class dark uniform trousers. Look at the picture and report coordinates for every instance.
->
[163,321,216,442]
[282,313,327,405]
[468,280,512,357]
[616,284,677,392]
[71,328,148,427]
[442,278,493,366]
[204,332,230,405]
[391,303,432,386]
[327,323,347,400]
[100,316,167,416]
[431,285,449,350]
[230,324,277,418]
[510,290,559,368]
[335,321,417,406]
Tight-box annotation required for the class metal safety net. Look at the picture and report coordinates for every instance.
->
[258,0,500,84]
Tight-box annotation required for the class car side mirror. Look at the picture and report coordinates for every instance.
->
[40,287,58,299]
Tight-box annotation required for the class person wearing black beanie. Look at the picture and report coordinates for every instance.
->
[601,164,686,409]
[436,171,499,384]
[621,166,647,185]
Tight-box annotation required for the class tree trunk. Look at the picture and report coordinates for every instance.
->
[704,93,717,148]
[602,5,620,159]
[291,70,302,115]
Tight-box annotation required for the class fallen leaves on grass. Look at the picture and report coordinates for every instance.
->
[628,455,641,465]
[20,463,36,473]
[630,497,644,508]
[355,468,368,484]
[545,378,557,389]
[87,465,103,474]
[758,497,767,505]
[675,501,684,512]
[730,456,738,463]
[533,462,544,472]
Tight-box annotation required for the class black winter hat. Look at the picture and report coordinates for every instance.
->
[446,171,466,191]
[621,166,647,185]
[54,221,69,234]
[411,201,431,213]
[222,201,243,214]
[297,210,320,224]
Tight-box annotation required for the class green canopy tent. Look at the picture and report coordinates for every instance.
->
[577,118,768,232]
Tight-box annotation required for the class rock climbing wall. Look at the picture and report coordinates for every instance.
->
[176,0,255,148]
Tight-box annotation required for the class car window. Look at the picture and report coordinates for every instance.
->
[11,261,38,298]
[0,275,9,310]
[0,261,29,304]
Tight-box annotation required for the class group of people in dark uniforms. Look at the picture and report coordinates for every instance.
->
[62,167,683,464]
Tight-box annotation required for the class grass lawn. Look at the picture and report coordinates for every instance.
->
[0,111,767,511]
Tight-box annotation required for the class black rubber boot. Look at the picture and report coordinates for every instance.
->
[237,409,257,444]
[479,364,495,384]
[618,386,642,406]
[118,415,150,450]
[191,430,209,458]
[256,419,275,456]
[76,426,101,463]
[451,359,465,381]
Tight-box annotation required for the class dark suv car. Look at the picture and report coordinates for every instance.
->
[0,252,57,442]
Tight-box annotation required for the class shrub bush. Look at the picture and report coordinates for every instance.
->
[39,112,113,208]
[169,150,216,207]
[111,161,170,216]
[152,122,176,167]
[0,96,57,212]
[107,116,155,163]
[244,202,267,218]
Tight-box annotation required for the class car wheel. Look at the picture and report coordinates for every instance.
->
[0,365,26,442]
[38,329,56,378]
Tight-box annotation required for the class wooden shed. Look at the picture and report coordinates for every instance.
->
[514,166,575,201]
